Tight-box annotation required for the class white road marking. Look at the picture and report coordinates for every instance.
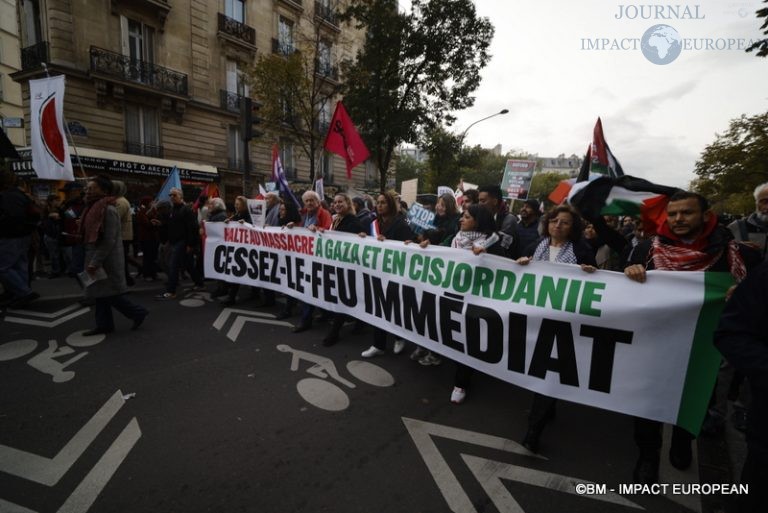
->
[346,361,395,387]
[56,418,142,513]
[462,454,643,512]
[226,317,293,342]
[212,307,275,330]
[296,378,350,412]
[4,308,90,328]
[0,340,38,361]
[5,304,82,318]
[0,498,37,512]
[0,391,125,486]
[66,331,107,348]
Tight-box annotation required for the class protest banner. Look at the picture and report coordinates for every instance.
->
[204,224,730,434]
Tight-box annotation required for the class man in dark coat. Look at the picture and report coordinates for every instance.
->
[515,198,542,253]
[80,175,148,335]
[728,181,768,261]
[478,184,518,256]
[156,187,203,300]
[0,172,40,307]
[625,191,757,484]
[714,260,768,513]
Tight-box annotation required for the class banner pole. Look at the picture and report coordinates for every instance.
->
[41,63,87,181]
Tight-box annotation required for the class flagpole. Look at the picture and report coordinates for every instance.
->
[41,63,87,181]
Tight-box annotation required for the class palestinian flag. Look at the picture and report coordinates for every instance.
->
[568,175,682,234]
[588,117,624,178]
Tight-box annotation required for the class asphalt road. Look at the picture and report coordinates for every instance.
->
[0,285,720,513]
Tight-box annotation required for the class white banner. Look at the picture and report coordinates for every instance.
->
[204,224,730,433]
[30,76,74,181]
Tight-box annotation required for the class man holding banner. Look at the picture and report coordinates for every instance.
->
[625,191,758,484]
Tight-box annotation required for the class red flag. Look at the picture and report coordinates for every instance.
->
[323,102,370,179]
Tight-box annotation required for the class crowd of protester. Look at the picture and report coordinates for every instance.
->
[2,169,767,510]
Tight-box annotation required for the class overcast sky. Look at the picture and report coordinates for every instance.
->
[400,0,768,188]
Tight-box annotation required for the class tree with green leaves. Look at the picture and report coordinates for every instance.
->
[249,7,347,183]
[747,0,768,57]
[341,0,494,190]
[692,112,768,214]
[393,154,426,191]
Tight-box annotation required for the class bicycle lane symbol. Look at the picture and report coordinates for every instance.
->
[277,344,395,411]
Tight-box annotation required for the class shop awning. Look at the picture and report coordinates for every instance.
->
[11,147,218,182]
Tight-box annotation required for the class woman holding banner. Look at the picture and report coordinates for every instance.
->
[516,205,597,453]
[361,191,415,358]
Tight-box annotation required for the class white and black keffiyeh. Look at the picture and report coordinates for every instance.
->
[532,237,579,264]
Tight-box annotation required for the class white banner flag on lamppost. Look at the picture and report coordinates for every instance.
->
[30,75,74,181]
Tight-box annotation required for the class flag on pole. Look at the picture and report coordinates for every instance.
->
[589,118,624,178]
[30,75,74,181]
[272,145,301,209]
[315,177,325,202]
[323,102,370,179]
[156,166,181,202]
[568,175,682,235]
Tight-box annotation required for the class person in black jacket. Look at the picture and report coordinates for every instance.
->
[624,191,757,484]
[714,261,768,513]
[0,172,40,307]
[361,191,415,357]
[516,205,598,454]
[155,188,203,300]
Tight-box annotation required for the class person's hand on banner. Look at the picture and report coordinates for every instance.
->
[580,264,597,273]
[285,222,295,229]
[624,264,647,283]
[377,234,386,242]
[516,256,531,265]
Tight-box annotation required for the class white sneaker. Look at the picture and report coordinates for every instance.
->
[361,346,385,358]
[450,387,466,404]
[393,339,406,355]
[418,353,442,366]
[410,347,428,361]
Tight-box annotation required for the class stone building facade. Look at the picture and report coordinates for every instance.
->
[11,0,370,204]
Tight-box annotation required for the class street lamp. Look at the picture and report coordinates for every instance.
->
[459,108,509,140]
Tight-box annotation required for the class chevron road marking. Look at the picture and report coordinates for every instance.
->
[0,391,125,486]
[6,304,82,318]
[226,317,294,342]
[403,417,643,513]
[462,454,643,512]
[0,498,37,512]
[212,308,275,330]
[213,307,293,342]
[56,418,142,513]
[4,308,90,328]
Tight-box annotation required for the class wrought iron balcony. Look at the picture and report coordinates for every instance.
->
[90,47,188,96]
[21,42,49,70]
[125,141,164,158]
[217,13,256,47]
[314,60,338,81]
[220,90,245,113]
[314,2,338,27]
[271,38,297,56]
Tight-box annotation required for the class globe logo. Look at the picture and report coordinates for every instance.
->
[641,24,682,65]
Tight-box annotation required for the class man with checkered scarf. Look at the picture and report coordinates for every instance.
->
[624,190,759,485]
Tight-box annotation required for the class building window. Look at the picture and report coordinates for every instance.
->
[321,153,333,183]
[317,40,331,75]
[365,161,377,187]
[125,104,161,157]
[225,0,245,23]
[227,126,242,169]
[226,59,249,96]
[21,0,43,46]
[278,17,294,54]
[280,139,295,180]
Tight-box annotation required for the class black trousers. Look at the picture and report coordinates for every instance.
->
[94,294,148,331]
[633,417,694,459]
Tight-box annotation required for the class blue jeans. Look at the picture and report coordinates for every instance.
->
[167,240,202,294]
[94,294,149,331]
[0,236,33,298]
